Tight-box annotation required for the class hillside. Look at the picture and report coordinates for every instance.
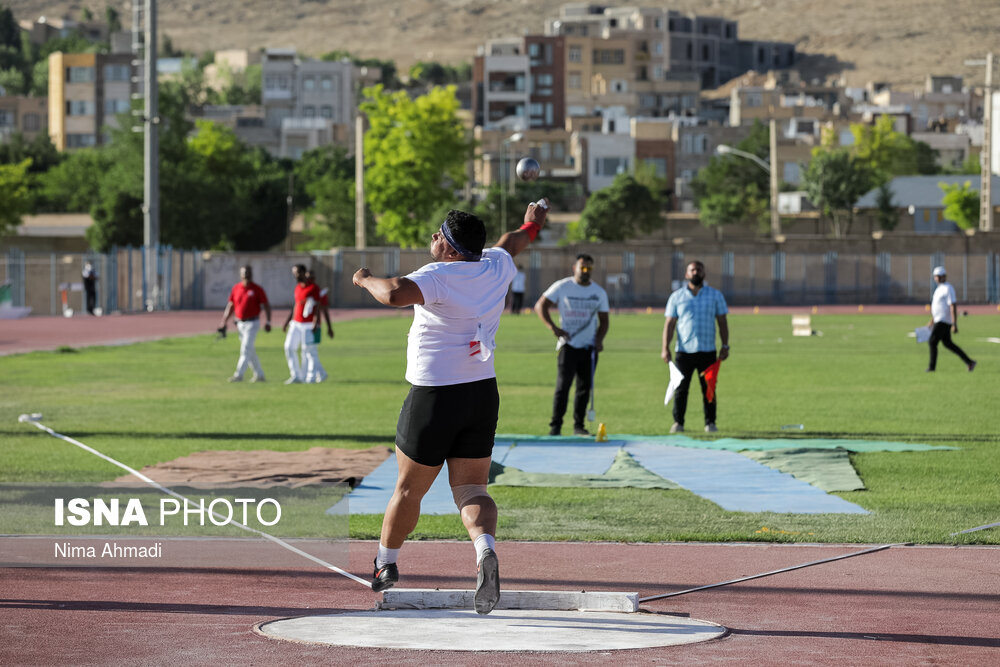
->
[7,0,998,91]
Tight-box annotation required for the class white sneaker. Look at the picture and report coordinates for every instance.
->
[227,376,242,383]
[250,376,265,383]
[670,422,684,433]
[284,377,302,385]
[705,423,718,433]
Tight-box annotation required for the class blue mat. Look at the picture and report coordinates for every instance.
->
[497,440,625,474]
[626,443,869,514]
[343,444,513,515]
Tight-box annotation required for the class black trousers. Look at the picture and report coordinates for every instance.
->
[928,322,972,370]
[511,291,524,313]
[84,287,97,314]
[550,345,597,431]
[673,350,718,427]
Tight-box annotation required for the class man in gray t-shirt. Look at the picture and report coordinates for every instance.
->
[535,253,610,436]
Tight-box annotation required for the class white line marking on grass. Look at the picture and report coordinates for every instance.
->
[17,413,371,588]
[951,521,1000,535]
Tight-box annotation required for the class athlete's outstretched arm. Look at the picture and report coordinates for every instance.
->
[353,270,424,307]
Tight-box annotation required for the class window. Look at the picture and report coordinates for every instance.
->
[320,105,333,119]
[22,113,40,131]
[644,158,668,177]
[654,41,663,55]
[552,142,564,161]
[103,64,130,81]
[265,75,278,90]
[686,43,693,59]
[595,157,628,175]
[67,133,97,147]
[783,162,801,184]
[839,129,854,146]
[303,105,316,117]
[0,109,12,127]
[321,76,332,90]
[745,92,762,107]
[653,65,663,80]
[66,100,95,115]
[593,49,625,65]
[529,43,540,57]
[104,98,130,114]
[278,75,290,90]
[702,44,711,61]
[545,103,553,125]
[67,67,94,83]
[303,76,315,91]
[530,102,544,116]
[569,46,582,63]
[568,72,581,89]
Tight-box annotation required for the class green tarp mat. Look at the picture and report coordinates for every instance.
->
[740,448,865,492]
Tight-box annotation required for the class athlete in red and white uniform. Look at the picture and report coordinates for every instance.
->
[281,265,323,384]
[219,265,272,382]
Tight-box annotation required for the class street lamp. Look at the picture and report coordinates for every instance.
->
[500,132,524,232]
[715,118,781,238]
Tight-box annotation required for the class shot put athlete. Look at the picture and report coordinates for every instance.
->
[353,201,548,614]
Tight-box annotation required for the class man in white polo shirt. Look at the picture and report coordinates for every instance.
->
[926,266,975,373]
[352,201,548,615]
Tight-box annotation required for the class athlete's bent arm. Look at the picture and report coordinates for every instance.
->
[353,271,425,307]
[495,200,548,258]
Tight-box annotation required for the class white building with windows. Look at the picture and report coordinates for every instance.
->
[261,48,356,159]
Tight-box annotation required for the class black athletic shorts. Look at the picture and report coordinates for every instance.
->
[395,378,500,467]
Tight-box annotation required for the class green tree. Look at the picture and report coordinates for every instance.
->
[0,131,62,173]
[294,145,371,249]
[360,84,472,247]
[874,182,899,231]
[851,115,938,183]
[692,122,771,231]
[802,149,875,237]
[207,62,262,105]
[37,147,106,212]
[939,180,979,230]
[0,158,33,237]
[105,6,122,34]
[571,172,661,242]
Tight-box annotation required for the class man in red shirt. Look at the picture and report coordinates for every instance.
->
[282,264,323,384]
[219,265,272,382]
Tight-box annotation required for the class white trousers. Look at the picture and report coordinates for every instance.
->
[235,319,264,380]
[284,321,324,382]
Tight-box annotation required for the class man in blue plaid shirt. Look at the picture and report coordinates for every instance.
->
[662,261,729,433]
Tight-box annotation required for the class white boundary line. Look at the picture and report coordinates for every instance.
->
[17,414,371,588]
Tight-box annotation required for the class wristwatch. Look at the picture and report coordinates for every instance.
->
[721,344,729,350]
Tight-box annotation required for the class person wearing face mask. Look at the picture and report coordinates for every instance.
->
[662,260,729,433]
[535,254,610,437]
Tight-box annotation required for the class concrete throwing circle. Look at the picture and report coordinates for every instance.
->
[258,609,726,652]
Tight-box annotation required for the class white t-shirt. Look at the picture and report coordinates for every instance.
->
[931,282,956,324]
[511,270,526,293]
[404,247,516,386]
[541,277,610,349]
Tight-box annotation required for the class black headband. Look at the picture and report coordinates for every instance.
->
[439,223,482,261]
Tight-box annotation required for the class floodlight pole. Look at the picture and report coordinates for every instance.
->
[355,113,366,249]
[716,121,782,239]
[142,0,159,311]
[964,53,995,231]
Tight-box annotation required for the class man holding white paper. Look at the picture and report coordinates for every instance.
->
[662,261,729,433]
[925,266,975,373]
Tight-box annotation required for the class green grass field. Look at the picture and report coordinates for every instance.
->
[1,312,997,545]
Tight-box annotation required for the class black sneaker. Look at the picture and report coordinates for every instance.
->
[474,548,500,615]
[548,427,561,436]
[573,426,591,436]
[371,559,399,592]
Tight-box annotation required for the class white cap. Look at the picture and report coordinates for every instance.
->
[932,266,946,277]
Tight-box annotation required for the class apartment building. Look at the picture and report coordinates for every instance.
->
[261,48,356,159]
[472,39,530,131]
[544,3,794,89]
[0,95,48,142]
[47,51,133,150]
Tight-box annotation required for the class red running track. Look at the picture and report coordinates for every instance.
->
[1,541,997,665]
[2,305,996,357]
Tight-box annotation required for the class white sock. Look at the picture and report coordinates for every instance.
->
[474,534,496,562]
[375,543,399,568]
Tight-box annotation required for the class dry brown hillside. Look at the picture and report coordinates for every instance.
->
[8,0,999,90]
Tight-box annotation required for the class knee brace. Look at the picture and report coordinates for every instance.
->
[451,484,490,510]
